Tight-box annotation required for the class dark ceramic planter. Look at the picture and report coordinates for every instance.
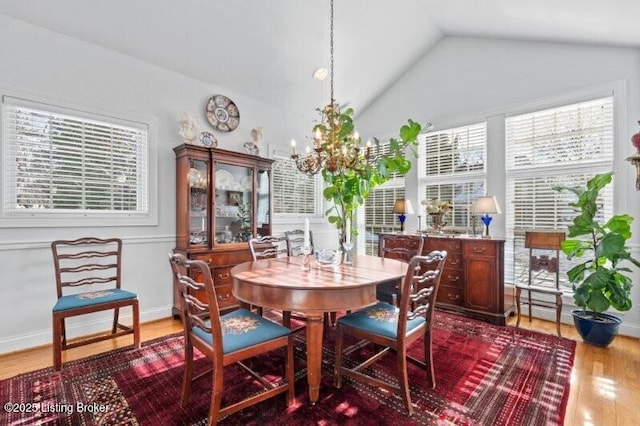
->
[572,310,621,347]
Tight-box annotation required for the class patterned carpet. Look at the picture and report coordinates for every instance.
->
[0,312,575,425]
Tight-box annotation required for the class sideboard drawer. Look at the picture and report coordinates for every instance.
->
[441,268,463,288]
[463,240,497,257]
[437,285,463,306]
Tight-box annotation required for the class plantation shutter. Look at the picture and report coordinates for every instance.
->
[418,122,487,231]
[422,123,485,176]
[2,96,149,215]
[505,96,614,289]
[272,155,317,215]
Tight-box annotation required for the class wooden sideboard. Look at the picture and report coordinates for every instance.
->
[378,233,514,325]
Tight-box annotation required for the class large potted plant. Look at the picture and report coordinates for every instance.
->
[320,107,426,246]
[554,172,640,347]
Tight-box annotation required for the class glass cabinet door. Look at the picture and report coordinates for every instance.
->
[256,169,271,238]
[214,163,254,244]
[188,159,209,246]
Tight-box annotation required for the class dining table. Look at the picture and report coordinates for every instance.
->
[230,253,409,405]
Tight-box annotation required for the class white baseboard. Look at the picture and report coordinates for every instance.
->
[0,306,174,355]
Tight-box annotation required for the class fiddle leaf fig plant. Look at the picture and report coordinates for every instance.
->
[320,107,428,244]
[553,171,640,316]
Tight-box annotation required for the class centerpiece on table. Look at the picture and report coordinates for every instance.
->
[422,199,452,233]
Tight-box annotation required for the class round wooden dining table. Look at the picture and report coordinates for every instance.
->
[230,254,409,404]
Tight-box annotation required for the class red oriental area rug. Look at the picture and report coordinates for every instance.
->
[0,312,575,425]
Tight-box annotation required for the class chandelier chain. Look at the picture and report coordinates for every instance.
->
[329,0,334,105]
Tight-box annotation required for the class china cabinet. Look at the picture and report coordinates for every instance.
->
[173,144,274,316]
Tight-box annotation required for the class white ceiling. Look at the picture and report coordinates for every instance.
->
[1,0,639,120]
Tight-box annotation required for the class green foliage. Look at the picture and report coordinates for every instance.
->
[553,172,640,314]
[320,109,429,242]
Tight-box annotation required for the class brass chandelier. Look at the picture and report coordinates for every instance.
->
[291,0,374,176]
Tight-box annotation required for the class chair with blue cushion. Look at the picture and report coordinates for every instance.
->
[376,234,425,306]
[51,237,140,370]
[169,253,294,424]
[334,250,447,417]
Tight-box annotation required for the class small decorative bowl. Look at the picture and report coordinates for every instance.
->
[314,250,341,267]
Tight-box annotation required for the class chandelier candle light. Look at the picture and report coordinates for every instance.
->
[473,196,502,238]
[290,0,374,176]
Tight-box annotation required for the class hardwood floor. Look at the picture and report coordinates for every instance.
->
[1,315,638,425]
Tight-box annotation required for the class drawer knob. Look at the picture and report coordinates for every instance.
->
[449,259,459,265]
[473,246,486,254]
[218,294,230,301]
[447,293,460,301]
[447,275,460,282]
[217,273,230,280]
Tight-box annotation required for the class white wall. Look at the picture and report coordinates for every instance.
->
[0,15,297,353]
[358,36,640,337]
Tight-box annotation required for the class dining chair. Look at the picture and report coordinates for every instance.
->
[169,253,294,425]
[376,234,425,306]
[515,231,565,337]
[334,250,447,416]
[284,229,313,256]
[51,237,140,371]
[283,230,338,328]
[248,236,297,327]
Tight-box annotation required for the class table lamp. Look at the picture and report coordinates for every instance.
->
[472,196,502,238]
[393,199,414,233]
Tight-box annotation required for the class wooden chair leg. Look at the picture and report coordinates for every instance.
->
[112,307,120,334]
[333,326,344,388]
[53,313,62,371]
[286,338,295,405]
[209,364,224,424]
[555,294,563,337]
[515,287,522,329]
[424,328,435,388]
[283,311,292,329]
[397,349,413,416]
[180,340,194,408]
[132,300,141,348]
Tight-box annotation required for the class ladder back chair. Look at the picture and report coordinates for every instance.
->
[51,237,140,370]
[376,234,425,306]
[284,230,337,328]
[248,236,297,327]
[284,229,313,257]
[334,250,447,416]
[515,231,565,337]
[169,253,294,425]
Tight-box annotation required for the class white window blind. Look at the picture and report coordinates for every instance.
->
[272,155,317,215]
[365,184,405,255]
[505,96,614,290]
[2,97,149,220]
[422,123,486,177]
[419,122,487,231]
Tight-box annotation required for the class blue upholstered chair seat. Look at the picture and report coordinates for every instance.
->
[337,302,425,339]
[53,288,137,312]
[192,308,291,354]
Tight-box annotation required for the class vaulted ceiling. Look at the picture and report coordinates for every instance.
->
[1,0,639,120]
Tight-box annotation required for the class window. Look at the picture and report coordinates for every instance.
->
[1,95,155,227]
[272,154,318,215]
[418,123,486,231]
[364,184,405,255]
[505,96,614,291]
[363,140,407,255]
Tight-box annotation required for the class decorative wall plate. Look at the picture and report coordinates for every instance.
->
[200,131,218,147]
[206,95,240,132]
